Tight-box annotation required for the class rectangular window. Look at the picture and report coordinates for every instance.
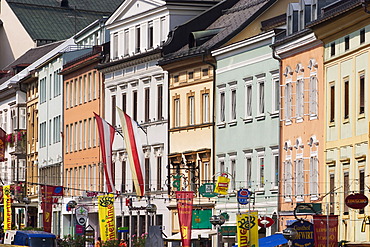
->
[157,156,162,190]
[53,71,61,97]
[83,119,86,149]
[360,169,365,214]
[330,84,335,122]
[148,21,153,49]
[113,32,118,58]
[157,85,163,120]
[53,116,61,143]
[133,91,138,121]
[69,124,73,151]
[202,93,209,123]
[220,159,225,173]
[66,82,69,108]
[121,160,126,192]
[309,76,318,116]
[188,96,195,125]
[344,79,349,119]
[174,98,180,127]
[92,117,96,147]
[79,121,83,150]
[202,68,209,77]
[360,28,366,44]
[88,118,91,148]
[220,91,225,122]
[124,29,129,56]
[284,160,293,199]
[360,75,365,114]
[145,158,150,192]
[92,72,96,100]
[231,89,237,120]
[310,157,319,198]
[145,87,150,122]
[273,155,279,187]
[135,26,141,53]
[83,76,87,103]
[296,159,304,199]
[258,81,265,115]
[246,84,252,117]
[88,73,92,101]
[70,80,73,106]
[78,77,82,104]
[40,77,46,103]
[160,17,166,44]
[231,159,236,190]
[274,78,280,112]
[49,74,53,100]
[259,157,265,189]
[246,157,252,188]
[330,42,335,56]
[344,172,349,214]
[122,93,127,113]
[65,125,69,153]
[285,83,292,120]
[111,95,116,127]
[74,79,77,106]
[74,122,77,151]
[345,36,350,51]
[19,107,26,129]
[40,122,46,148]
[296,79,304,119]
[11,109,17,130]
[49,119,52,145]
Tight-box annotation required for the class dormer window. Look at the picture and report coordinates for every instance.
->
[287,3,299,35]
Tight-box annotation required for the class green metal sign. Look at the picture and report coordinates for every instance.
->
[296,203,322,214]
[220,226,236,236]
[199,183,217,198]
[192,209,212,229]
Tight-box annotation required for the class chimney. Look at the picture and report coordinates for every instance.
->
[61,0,68,8]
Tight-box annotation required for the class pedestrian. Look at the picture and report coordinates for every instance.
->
[95,237,102,247]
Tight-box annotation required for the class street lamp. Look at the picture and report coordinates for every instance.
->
[210,215,225,247]
[23,197,31,228]
[146,203,157,228]
[282,227,298,247]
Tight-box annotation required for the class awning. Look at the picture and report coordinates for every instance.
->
[166,229,217,241]
[259,233,288,247]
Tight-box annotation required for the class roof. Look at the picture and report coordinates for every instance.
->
[0,41,63,85]
[160,0,276,64]
[6,0,124,42]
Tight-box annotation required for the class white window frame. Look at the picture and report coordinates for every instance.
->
[257,151,265,191]
[229,154,236,191]
[202,93,210,123]
[295,158,304,201]
[284,80,292,124]
[310,156,319,200]
[218,156,225,174]
[309,73,318,119]
[217,85,226,126]
[19,107,26,129]
[284,159,293,202]
[272,72,280,114]
[244,78,253,120]
[124,29,129,56]
[188,95,195,125]
[229,81,237,124]
[244,151,252,188]
[257,76,265,116]
[271,148,279,190]
[296,77,304,122]
[174,98,180,127]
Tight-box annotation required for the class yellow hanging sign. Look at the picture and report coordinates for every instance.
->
[237,212,259,247]
[214,175,230,195]
[98,194,116,241]
[3,185,11,231]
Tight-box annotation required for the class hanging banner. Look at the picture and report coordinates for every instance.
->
[3,185,11,231]
[237,212,259,247]
[0,128,6,162]
[41,185,53,233]
[214,174,230,195]
[176,191,194,247]
[313,215,338,247]
[290,220,314,246]
[98,194,116,241]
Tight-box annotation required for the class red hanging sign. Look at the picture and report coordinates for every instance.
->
[176,191,194,247]
[313,215,338,247]
[41,186,54,232]
[0,128,5,162]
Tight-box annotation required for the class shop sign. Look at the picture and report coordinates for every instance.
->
[118,227,129,233]
[345,193,368,209]
[214,174,230,195]
[296,203,322,214]
[192,209,212,229]
[313,215,338,247]
[258,216,274,228]
[199,183,217,198]
[221,226,236,236]
[237,189,250,205]
[76,206,89,226]
[290,220,314,247]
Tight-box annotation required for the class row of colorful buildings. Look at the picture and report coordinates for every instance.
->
[1,0,370,245]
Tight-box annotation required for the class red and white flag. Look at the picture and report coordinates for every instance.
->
[116,107,145,197]
[94,113,116,193]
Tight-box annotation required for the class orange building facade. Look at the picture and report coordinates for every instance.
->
[275,33,326,228]
[61,48,104,198]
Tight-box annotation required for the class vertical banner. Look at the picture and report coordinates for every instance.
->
[313,215,338,247]
[41,185,53,232]
[214,175,230,195]
[0,128,6,162]
[3,185,11,231]
[176,191,194,247]
[98,194,116,241]
[237,212,259,247]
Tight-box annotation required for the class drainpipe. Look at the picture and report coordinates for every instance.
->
[272,39,283,232]
[202,52,216,185]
